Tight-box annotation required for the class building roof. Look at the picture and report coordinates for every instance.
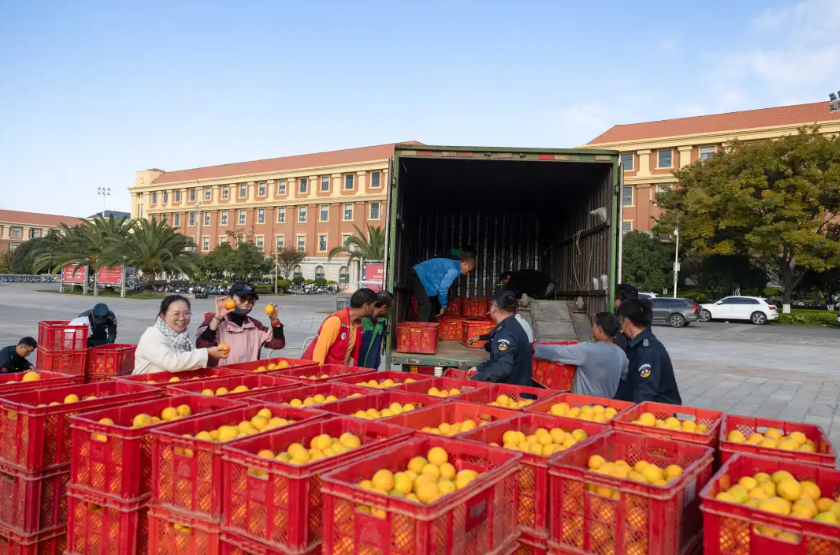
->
[0,209,83,228]
[588,101,840,145]
[87,210,131,219]
[150,141,422,186]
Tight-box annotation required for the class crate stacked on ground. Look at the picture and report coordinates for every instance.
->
[274,363,373,384]
[65,394,243,555]
[613,401,725,451]
[700,453,840,555]
[461,297,490,318]
[85,343,137,382]
[320,435,523,555]
[396,376,491,400]
[382,400,520,436]
[406,364,441,376]
[396,322,440,354]
[531,341,578,391]
[459,383,561,411]
[220,528,322,555]
[548,430,714,555]
[320,390,447,420]
[461,318,496,348]
[331,370,433,390]
[460,412,609,543]
[719,414,837,468]
[220,415,413,554]
[35,320,89,380]
[437,316,466,340]
[116,367,246,388]
[525,392,634,424]
[166,373,301,399]
[223,356,319,374]
[0,522,67,555]
[0,370,75,396]
[246,382,381,408]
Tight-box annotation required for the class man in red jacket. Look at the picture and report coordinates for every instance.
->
[302,288,377,365]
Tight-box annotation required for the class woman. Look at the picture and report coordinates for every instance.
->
[133,295,227,375]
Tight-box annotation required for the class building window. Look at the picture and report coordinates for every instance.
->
[151,192,157,204]
[277,207,286,223]
[9,244,17,251]
[369,202,380,220]
[622,186,633,207]
[657,184,672,196]
[321,176,330,192]
[658,150,673,168]
[339,266,349,284]
[29,228,41,239]
[297,235,306,251]
[221,186,229,200]
[151,215,157,224]
[622,221,633,234]
[700,146,716,162]
[238,209,246,225]
[204,188,211,201]
[161,214,168,225]
[320,205,329,221]
[277,180,286,195]
[275,235,284,250]
[318,234,328,252]
[220,212,228,226]
[258,181,266,196]
[298,206,307,223]
[293,265,303,279]
[173,214,181,227]
[202,237,210,251]
[202,212,209,226]
[189,188,196,202]
[620,153,634,171]
[257,209,265,224]
[315,266,325,279]
[255,236,264,250]
[163,192,168,204]
[239,184,247,198]
[370,171,381,188]
[342,234,352,247]
[175,190,181,203]
[343,203,353,220]
[219,236,227,244]
[299,178,308,194]
[189,212,196,226]
[344,174,354,190]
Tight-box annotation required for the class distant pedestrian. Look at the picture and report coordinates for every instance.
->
[0,337,37,374]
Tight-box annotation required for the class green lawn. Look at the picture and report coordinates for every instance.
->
[37,289,168,300]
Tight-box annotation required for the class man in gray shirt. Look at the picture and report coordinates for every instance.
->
[533,313,628,398]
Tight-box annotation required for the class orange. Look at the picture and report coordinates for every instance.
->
[218,344,230,355]
[224,300,236,310]
[265,304,275,315]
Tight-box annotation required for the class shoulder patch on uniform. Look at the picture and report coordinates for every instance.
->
[340,332,347,341]
[497,339,510,351]
[638,363,651,378]
[643,338,649,347]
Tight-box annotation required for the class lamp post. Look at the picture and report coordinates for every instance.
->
[96,187,111,217]
[672,218,680,298]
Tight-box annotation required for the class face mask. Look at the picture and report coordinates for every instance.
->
[234,306,252,316]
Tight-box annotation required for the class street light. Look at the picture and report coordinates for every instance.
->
[672,219,680,298]
[96,187,111,216]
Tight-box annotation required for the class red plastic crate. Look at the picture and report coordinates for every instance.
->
[443,368,472,379]
[223,356,319,374]
[461,319,495,348]
[37,320,88,351]
[700,453,840,555]
[167,374,301,399]
[520,532,548,555]
[148,504,220,555]
[396,376,490,399]
[532,342,578,391]
[34,349,87,378]
[396,322,440,354]
[321,435,522,555]
[444,297,463,317]
[548,430,714,555]
[525,393,634,423]
[246,382,381,407]
[221,416,413,553]
[0,463,69,534]
[406,365,439,376]
[274,363,372,384]
[85,344,136,377]
[381,400,519,434]
[151,403,328,519]
[69,394,243,500]
[65,485,148,555]
[437,316,465,340]
[0,524,66,555]
[613,401,724,447]
[0,371,75,396]
[459,383,561,411]
[460,413,609,537]
[116,367,245,387]
[0,381,161,473]
[331,370,433,390]
[319,390,446,419]
[462,298,490,318]
[220,528,321,555]
[719,414,837,468]
[409,296,419,313]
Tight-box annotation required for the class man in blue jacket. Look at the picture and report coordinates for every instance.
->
[359,291,393,369]
[408,254,476,322]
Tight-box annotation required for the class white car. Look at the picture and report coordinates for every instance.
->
[699,296,779,325]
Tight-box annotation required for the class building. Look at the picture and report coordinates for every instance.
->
[0,209,84,253]
[129,142,418,283]
[588,101,840,233]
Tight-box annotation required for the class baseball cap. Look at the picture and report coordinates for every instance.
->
[230,281,259,300]
[91,303,111,323]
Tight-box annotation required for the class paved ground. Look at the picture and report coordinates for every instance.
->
[3,283,840,445]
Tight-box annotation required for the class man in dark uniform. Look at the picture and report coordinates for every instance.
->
[468,290,533,386]
[500,270,556,300]
[612,283,639,350]
[615,298,682,404]
[69,303,117,347]
[0,337,37,374]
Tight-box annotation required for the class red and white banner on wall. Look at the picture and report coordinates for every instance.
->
[62,265,86,283]
[97,266,122,285]
[362,262,384,292]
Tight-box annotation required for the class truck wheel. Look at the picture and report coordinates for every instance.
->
[700,309,712,322]
[669,314,686,328]
[751,311,767,325]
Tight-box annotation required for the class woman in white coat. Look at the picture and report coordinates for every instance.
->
[133,295,227,375]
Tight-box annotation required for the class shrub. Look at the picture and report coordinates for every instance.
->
[304,279,315,285]
[314,277,327,286]
[696,293,707,303]
[292,276,305,285]
[277,279,291,289]
[780,309,839,327]
[325,279,338,285]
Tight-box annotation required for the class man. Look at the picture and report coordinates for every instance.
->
[0,337,37,374]
[446,245,476,260]
[469,290,533,385]
[69,303,117,347]
[408,255,475,322]
[302,288,377,365]
[197,281,285,366]
[532,313,628,398]
[612,283,639,350]
[500,270,556,300]
[359,291,393,369]
[615,298,682,404]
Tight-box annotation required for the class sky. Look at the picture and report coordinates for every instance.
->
[1,0,838,218]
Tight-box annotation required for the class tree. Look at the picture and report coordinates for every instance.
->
[657,127,840,310]
[274,247,306,280]
[10,238,44,274]
[0,251,11,274]
[796,268,840,306]
[228,241,271,281]
[622,231,672,293]
[328,224,385,264]
[198,242,234,281]
[696,255,767,297]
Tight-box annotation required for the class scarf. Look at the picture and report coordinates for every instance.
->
[154,317,193,354]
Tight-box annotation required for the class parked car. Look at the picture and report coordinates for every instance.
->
[699,296,779,325]
[638,292,658,300]
[650,297,700,327]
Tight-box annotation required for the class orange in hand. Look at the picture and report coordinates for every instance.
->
[265,304,275,315]
[218,344,230,355]
[224,300,236,310]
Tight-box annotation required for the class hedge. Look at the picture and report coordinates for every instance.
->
[779,309,839,327]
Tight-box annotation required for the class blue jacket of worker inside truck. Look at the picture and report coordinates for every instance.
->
[413,258,462,309]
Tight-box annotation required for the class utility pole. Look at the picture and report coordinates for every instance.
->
[672,215,680,298]
[274,249,279,294]
[97,187,111,217]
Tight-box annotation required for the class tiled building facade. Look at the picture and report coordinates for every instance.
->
[0,209,83,254]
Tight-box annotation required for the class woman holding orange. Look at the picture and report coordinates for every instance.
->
[196,281,285,366]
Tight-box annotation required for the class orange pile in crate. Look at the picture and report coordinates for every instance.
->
[720,414,836,469]
[613,402,723,448]
[342,370,427,389]
[382,400,519,437]
[321,390,445,420]
[525,392,633,424]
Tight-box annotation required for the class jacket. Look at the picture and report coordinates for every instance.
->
[615,327,682,404]
[413,258,462,309]
[359,316,385,369]
[534,341,628,398]
[471,316,533,386]
[302,308,362,365]
[132,326,209,375]
[196,314,285,367]
[69,310,117,347]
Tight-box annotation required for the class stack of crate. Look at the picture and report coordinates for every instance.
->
[36,320,89,381]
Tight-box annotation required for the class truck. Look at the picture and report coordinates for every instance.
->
[383,144,623,372]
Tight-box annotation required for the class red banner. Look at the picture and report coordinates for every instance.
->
[97,266,122,285]
[362,262,384,292]
[62,265,86,283]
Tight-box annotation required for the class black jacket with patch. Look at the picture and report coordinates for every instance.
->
[471,316,534,386]
[615,327,681,404]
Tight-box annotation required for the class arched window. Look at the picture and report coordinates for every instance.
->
[315,266,325,279]
[339,266,349,284]
[293,265,303,279]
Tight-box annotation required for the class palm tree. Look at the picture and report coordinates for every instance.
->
[328,224,385,264]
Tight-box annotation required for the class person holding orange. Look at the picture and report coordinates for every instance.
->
[196,281,285,366]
